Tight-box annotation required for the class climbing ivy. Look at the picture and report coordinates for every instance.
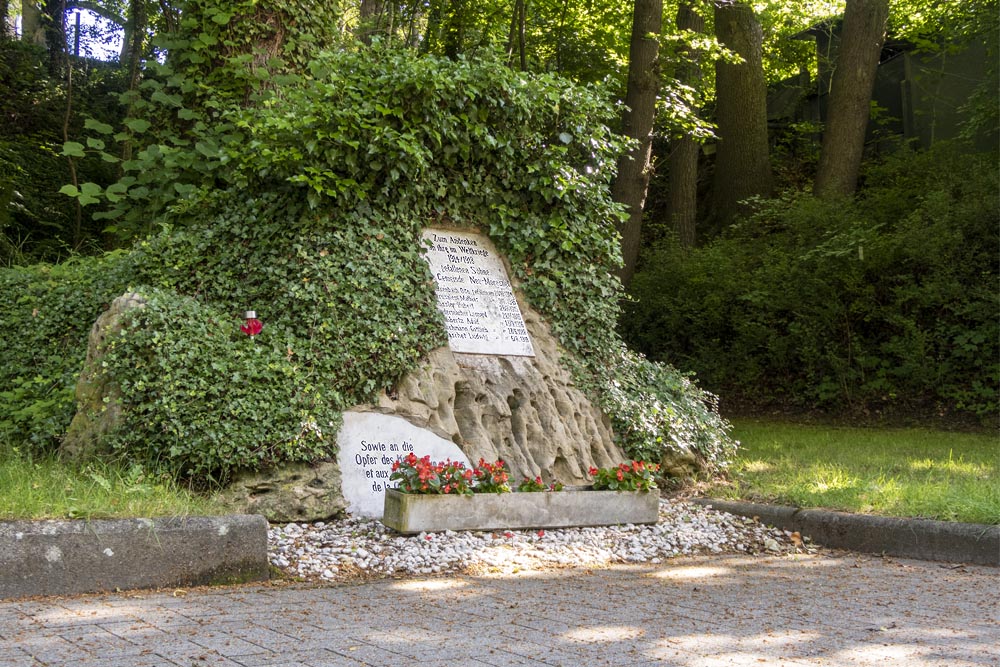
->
[47,45,735,484]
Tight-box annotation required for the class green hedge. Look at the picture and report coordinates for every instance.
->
[623,143,999,421]
[0,253,132,450]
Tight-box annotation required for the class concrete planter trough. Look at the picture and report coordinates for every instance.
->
[381,487,660,534]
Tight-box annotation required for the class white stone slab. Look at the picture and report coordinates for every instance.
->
[336,411,471,518]
[422,229,535,356]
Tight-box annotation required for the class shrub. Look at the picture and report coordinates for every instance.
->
[0,252,131,452]
[624,142,999,421]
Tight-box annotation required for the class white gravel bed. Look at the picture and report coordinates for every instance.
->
[268,499,803,581]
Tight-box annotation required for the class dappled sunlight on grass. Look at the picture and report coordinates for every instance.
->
[907,453,992,478]
[807,466,858,493]
[740,460,775,473]
[707,419,1000,524]
[0,446,222,520]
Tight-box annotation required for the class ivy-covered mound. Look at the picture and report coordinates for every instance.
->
[5,48,735,485]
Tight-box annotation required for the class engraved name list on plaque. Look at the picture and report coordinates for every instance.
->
[421,229,535,357]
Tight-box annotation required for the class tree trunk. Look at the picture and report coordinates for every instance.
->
[442,0,467,58]
[813,0,889,197]
[667,2,704,248]
[21,0,43,44]
[421,0,442,54]
[158,0,179,34]
[357,0,384,46]
[42,0,67,74]
[711,0,772,226]
[120,0,147,76]
[505,0,525,68]
[612,0,663,287]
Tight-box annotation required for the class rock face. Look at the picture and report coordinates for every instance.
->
[373,301,625,486]
[62,292,147,460]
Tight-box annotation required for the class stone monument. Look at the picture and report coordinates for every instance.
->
[70,227,627,521]
[331,227,624,520]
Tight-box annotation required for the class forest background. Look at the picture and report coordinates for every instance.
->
[0,0,997,476]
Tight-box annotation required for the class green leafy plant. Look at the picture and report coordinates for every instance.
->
[0,252,132,454]
[389,454,513,495]
[472,458,512,494]
[516,476,564,492]
[588,461,660,492]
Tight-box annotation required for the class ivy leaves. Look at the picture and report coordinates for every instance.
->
[42,45,735,484]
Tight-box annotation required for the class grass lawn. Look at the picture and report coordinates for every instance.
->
[0,444,224,520]
[705,419,1000,525]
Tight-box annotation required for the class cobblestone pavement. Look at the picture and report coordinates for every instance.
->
[1,553,997,667]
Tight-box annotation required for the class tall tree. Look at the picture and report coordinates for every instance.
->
[666,2,704,248]
[505,0,525,70]
[711,0,772,226]
[41,0,67,73]
[813,0,889,197]
[21,0,43,44]
[357,0,385,45]
[612,0,663,286]
[119,0,147,67]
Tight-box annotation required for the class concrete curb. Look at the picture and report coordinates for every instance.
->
[0,515,270,600]
[693,498,999,566]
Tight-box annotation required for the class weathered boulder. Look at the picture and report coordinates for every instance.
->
[62,292,147,460]
[216,462,347,523]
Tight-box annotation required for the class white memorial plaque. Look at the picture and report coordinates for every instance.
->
[336,411,472,518]
[422,229,535,356]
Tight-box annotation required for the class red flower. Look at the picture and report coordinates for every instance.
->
[240,317,263,336]
[537,530,545,538]
[616,469,624,481]
[588,467,599,476]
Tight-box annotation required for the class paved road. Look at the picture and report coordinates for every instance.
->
[1,553,996,667]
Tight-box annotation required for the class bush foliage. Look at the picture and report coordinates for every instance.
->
[623,143,999,422]
[0,253,131,449]
[2,47,735,484]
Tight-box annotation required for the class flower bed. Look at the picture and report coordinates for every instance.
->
[381,487,659,534]
[381,457,661,534]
